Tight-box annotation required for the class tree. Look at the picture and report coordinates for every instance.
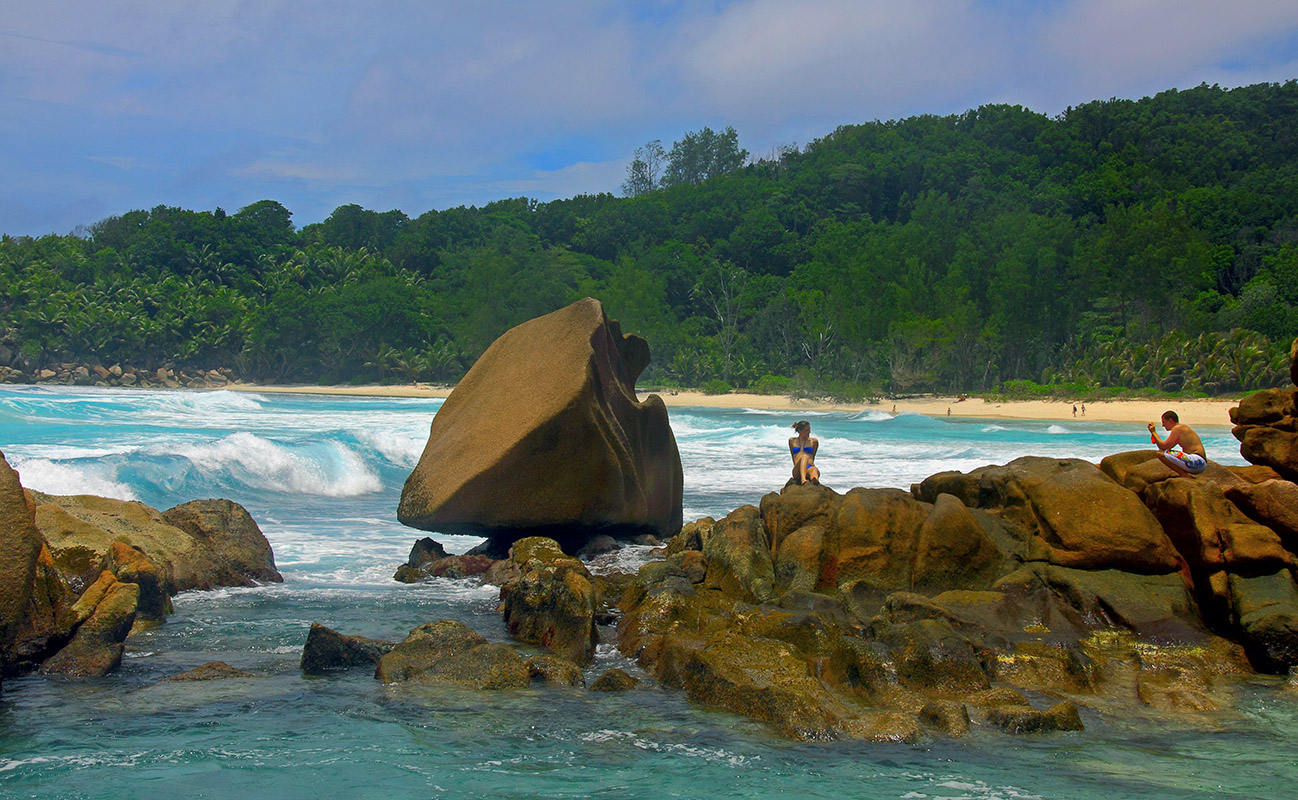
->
[661,127,749,188]
[622,140,666,197]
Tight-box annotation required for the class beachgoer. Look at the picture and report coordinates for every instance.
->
[1148,410,1207,476]
[1081,403,1085,416]
[1072,404,1077,417]
[891,404,897,415]
[789,420,820,485]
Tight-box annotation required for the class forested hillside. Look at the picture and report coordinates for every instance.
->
[3,81,1296,397]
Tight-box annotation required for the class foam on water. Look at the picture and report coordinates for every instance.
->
[164,433,382,497]
[8,456,139,499]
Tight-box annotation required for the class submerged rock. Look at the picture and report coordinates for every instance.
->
[589,667,638,691]
[524,654,585,687]
[375,619,529,689]
[162,661,258,681]
[397,298,683,552]
[301,623,395,673]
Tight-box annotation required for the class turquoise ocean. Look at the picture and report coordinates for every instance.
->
[1,386,1295,799]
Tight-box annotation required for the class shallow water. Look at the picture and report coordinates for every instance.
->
[2,386,1295,799]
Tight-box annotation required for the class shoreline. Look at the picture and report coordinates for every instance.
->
[226,383,1245,427]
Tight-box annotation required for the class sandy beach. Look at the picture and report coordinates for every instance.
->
[228,383,1244,427]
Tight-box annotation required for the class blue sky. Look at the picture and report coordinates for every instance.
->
[2,0,1297,237]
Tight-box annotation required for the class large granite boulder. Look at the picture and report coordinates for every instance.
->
[0,453,71,675]
[34,493,280,596]
[398,298,683,552]
[498,537,598,664]
[161,499,283,586]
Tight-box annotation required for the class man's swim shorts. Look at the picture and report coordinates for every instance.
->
[1162,450,1207,474]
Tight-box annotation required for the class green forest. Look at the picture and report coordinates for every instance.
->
[2,81,1297,399]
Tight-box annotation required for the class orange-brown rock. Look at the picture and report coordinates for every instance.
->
[498,537,598,664]
[375,619,529,688]
[1143,478,1294,574]
[0,452,71,675]
[35,493,280,595]
[39,571,138,677]
[1223,479,1298,551]
[1230,386,1298,480]
[398,298,683,550]
[915,457,1181,574]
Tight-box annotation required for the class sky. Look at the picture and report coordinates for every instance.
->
[2,0,1297,237]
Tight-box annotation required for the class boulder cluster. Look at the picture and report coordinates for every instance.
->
[355,338,1298,742]
[0,451,281,684]
[0,362,236,389]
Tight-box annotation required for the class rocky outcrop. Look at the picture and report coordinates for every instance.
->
[375,620,529,689]
[0,361,238,390]
[39,571,139,677]
[160,499,283,586]
[611,466,1273,741]
[1230,342,1298,480]
[34,493,280,596]
[0,453,71,676]
[498,537,598,665]
[398,298,683,552]
[300,623,395,673]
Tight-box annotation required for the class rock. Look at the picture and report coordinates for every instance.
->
[35,493,280,595]
[40,572,138,677]
[105,541,171,620]
[911,493,1003,593]
[300,623,395,673]
[397,298,683,551]
[577,535,620,559]
[499,537,598,664]
[393,538,494,582]
[1,453,71,675]
[701,505,776,603]
[665,518,709,556]
[838,711,923,743]
[589,667,639,691]
[875,618,991,696]
[992,564,1205,642]
[915,457,1183,574]
[525,654,585,686]
[1223,479,1298,550]
[397,537,447,575]
[656,630,848,740]
[986,700,1084,734]
[918,699,971,736]
[1229,570,1298,673]
[1230,388,1298,480]
[375,619,529,688]
[1143,478,1294,575]
[1291,336,1298,387]
[161,499,283,585]
[162,661,258,681]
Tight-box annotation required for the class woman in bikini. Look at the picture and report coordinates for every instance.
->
[789,420,820,485]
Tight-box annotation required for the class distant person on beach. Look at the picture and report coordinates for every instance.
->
[1148,410,1207,476]
[789,420,820,485]
[1072,404,1077,417]
[1081,402,1086,416]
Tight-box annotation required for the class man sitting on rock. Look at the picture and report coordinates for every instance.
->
[1148,410,1207,476]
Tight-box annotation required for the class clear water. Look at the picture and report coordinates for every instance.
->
[2,386,1295,799]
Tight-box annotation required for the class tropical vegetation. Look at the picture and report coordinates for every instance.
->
[2,81,1296,395]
